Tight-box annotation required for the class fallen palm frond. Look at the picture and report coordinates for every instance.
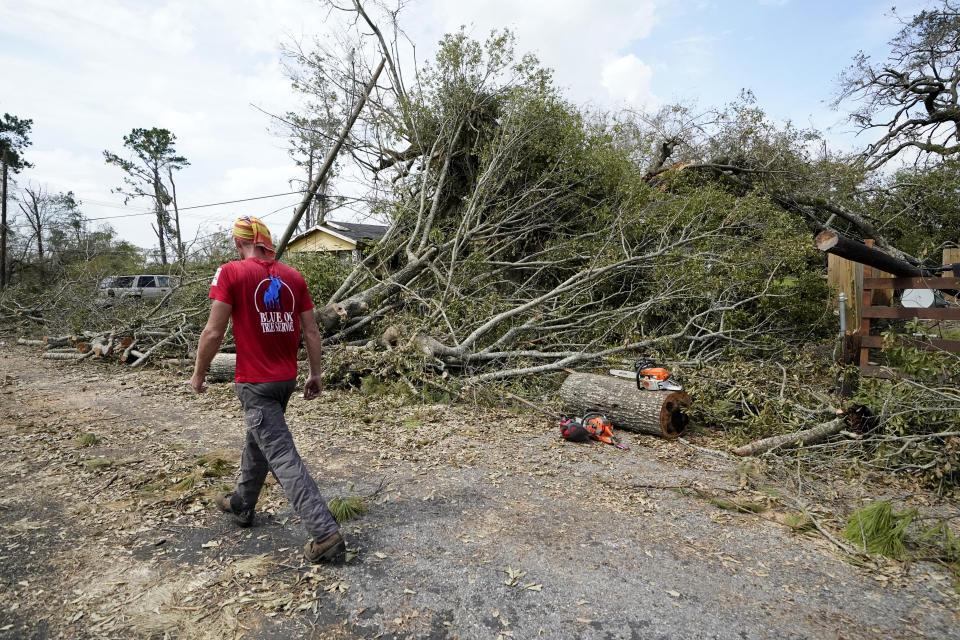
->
[327,496,368,522]
[843,501,916,559]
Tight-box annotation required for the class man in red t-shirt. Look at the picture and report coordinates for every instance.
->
[191,216,344,564]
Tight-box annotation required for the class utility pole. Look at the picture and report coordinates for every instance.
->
[1,150,8,289]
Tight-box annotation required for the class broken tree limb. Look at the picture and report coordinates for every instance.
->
[131,327,184,367]
[559,372,690,439]
[207,353,236,383]
[17,338,43,346]
[41,352,88,360]
[317,246,438,334]
[816,231,960,297]
[42,335,73,348]
[732,417,845,456]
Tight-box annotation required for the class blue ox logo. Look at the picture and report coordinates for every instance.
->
[264,276,283,310]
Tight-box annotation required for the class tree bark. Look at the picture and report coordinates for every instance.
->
[732,417,845,456]
[42,352,88,360]
[207,352,236,382]
[559,372,690,439]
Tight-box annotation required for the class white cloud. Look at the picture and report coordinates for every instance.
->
[601,54,656,108]
[406,0,660,106]
[0,0,327,248]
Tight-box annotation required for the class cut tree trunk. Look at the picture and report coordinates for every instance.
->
[207,353,236,382]
[816,231,924,277]
[732,417,844,456]
[42,335,73,348]
[559,372,690,439]
[16,338,43,346]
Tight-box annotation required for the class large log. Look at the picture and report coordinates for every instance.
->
[559,372,690,439]
[207,353,236,382]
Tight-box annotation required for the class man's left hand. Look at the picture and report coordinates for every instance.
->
[303,374,323,400]
[190,373,209,394]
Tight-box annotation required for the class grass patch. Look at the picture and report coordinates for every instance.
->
[785,512,815,533]
[328,496,368,523]
[360,375,388,396]
[76,432,100,447]
[81,458,113,471]
[843,501,916,559]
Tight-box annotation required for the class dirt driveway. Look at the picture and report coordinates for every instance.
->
[0,344,957,639]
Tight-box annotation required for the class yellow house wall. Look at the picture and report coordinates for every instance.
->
[287,231,355,252]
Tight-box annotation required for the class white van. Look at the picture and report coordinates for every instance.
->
[99,275,179,300]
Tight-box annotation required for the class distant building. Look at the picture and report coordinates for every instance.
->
[286,221,389,262]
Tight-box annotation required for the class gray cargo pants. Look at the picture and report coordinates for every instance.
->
[231,379,339,540]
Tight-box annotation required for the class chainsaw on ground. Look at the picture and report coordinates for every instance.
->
[559,412,628,450]
[608,360,683,391]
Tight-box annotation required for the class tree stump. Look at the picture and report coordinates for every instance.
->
[559,372,690,439]
[207,353,236,382]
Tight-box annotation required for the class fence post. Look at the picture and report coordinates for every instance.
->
[828,253,861,329]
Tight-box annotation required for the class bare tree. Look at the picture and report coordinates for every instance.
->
[837,1,960,169]
[15,185,82,279]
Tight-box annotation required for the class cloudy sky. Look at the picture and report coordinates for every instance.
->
[0,0,924,252]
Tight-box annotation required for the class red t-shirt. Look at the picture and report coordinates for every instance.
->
[208,258,314,383]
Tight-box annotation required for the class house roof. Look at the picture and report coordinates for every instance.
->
[324,221,389,241]
[289,220,389,247]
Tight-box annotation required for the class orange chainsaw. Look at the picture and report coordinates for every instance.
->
[609,361,683,391]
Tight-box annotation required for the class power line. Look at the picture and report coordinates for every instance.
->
[80,189,312,221]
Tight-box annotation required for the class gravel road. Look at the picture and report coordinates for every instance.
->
[0,344,956,639]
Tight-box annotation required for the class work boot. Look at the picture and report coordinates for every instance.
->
[303,531,346,564]
[214,492,253,528]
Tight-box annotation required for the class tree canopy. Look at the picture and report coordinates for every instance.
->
[104,128,189,265]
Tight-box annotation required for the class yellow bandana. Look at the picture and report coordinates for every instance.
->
[233,216,275,257]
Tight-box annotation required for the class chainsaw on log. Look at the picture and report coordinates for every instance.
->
[608,361,683,391]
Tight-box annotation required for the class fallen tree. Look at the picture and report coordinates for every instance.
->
[283,23,835,388]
